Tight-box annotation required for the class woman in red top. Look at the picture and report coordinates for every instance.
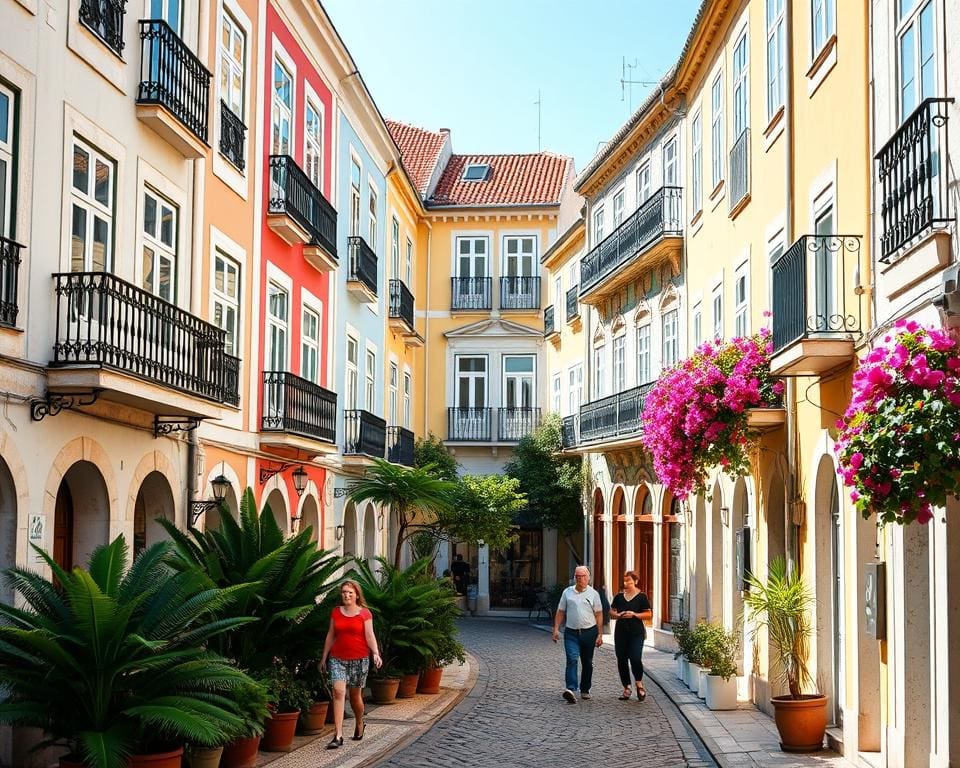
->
[320,579,381,749]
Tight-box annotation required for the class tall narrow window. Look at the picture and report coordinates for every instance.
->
[266,282,288,374]
[636,324,651,384]
[711,74,724,188]
[732,32,750,139]
[391,217,400,278]
[365,349,376,410]
[662,310,679,368]
[552,373,562,414]
[593,207,605,243]
[349,159,361,237]
[734,268,749,338]
[389,362,398,424]
[814,205,835,331]
[405,238,413,284]
[503,356,535,409]
[368,186,378,249]
[636,163,651,205]
[712,287,724,341]
[301,307,320,383]
[141,189,177,302]
[568,364,583,415]
[304,100,323,188]
[345,336,359,409]
[456,356,487,408]
[613,189,625,228]
[811,0,835,55]
[0,84,13,238]
[897,0,936,120]
[503,236,536,277]
[212,252,240,356]
[71,139,114,273]
[271,58,292,156]
[613,334,626,392]
[594,345,606,399]
[402,371,412,427]
[663,138,678,186]
[554,276,562,305]
[767,0,786,119]
[219,11,245,118]
[691,111,703,214]
[692,303,703,348]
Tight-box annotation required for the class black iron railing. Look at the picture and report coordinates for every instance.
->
[268,155,338,259]
[261,371,336,444]
[451,277,492,311]
[500,276,541,310]
[347,236,378,297]
[0,237,23,327]
[389,278,415,331]
[80,0,126,55]
[578,383,653,444]
[387,426,415,466]
[771,235,863,355]
[447,407,491,441]
[219,100,246,171]
[581,186,682,295]
[566,285,580,322]
[544,305,556,337]
[729,129,750,212]
[561,415,578,449]
[344,409,386,458]
[498,407,541,441]
[137,19,210,143]
[51,271,239,404]
[877,98,954,261]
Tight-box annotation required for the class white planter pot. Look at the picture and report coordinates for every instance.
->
[676,656,684,680]
[705,674,739,710]
[686,662,702,689]
[697,667,708,699]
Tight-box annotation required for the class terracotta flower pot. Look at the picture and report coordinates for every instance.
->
[128,747,185,768]
[261,710,301,752]
[369,677,400,704]
[220,736,260,768]
[771,694,828,753]
[397,672,420,699]
[299,701,329,734]
[187,746,224,768]
[416,666,443,695]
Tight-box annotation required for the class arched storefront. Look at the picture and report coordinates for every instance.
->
[592,488,605,591]
[132,471,176,559]
[264,488,288,537]
[632,486,655,598]
[342,501,358,558]
[0,457,17,605]
[300,495,321,544]
[362,503,377,562]
[54,461,110,571]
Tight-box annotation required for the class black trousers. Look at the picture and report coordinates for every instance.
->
[614,631,645,687]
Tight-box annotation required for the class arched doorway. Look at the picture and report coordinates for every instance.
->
[300,495,320,544]
[592,488,605,591]
[766,470,786,565]
[693,493,707,621]
[729,477,749,634]
[54,461,110,571]
[611,488,627,590]
[709,481,724,621]
[132,471,176,559]
[814,455,844,727]
[363,504,377,563]
[633,486,655,601]
[264,489,287,537]
[343,502,358,558]
[0,457,17,605]
[661,496,684,626]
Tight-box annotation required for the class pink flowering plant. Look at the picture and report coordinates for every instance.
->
[835,320,960,525]
[642,329,784,498]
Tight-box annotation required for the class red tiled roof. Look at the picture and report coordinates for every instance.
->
[431,152,569,208]
[385,120,447,198]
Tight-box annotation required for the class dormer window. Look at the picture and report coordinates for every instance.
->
[462,163,489,181]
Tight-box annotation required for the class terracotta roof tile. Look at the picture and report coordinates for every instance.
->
[385,120,447,198]
[430,152,569,208]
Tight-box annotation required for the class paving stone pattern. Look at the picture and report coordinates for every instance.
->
[377,618,716,768]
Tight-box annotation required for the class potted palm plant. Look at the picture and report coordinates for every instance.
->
[215,682,269,768]
[259,662,311,752]
[743,556,827,752]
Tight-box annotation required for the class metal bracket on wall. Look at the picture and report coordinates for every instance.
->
[154,416,200,438]
[259,462,296,485]
[30,390,101,422]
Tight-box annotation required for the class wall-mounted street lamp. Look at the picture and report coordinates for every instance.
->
[260,462,309,498]
[189,471,231,527]
[719,506,730,527]
[334,524,345,541]
[377,510,385,531]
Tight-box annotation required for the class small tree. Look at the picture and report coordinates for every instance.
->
[505,414,583,563]
[440,474,526,551]
[414,432,459,481]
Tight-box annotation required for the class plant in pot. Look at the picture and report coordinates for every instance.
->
[417,573,465,695]
[743,556,827,752]
[671,618,691,681]
[295,662,331,734]
[683,621,708,691]
[259,662,312,753]
[690,621,716,699]
[702,624,740,711]
[0,537,256,768]
[203,681,269,768]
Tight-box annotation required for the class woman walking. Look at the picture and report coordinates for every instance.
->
[320,579,382,748]
[609,570,653,701]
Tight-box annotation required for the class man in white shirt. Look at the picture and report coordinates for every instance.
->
[552,565,603,703]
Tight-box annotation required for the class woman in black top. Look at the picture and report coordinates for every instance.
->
[609,570,653,700]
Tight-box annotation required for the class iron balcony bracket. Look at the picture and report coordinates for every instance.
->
[154,416,200,438]
[30,389,102,422]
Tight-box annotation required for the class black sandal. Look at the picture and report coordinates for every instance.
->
[326,735,343,749]
[636,684,647,701]
[352,720,365,741]
[618,689,631,700]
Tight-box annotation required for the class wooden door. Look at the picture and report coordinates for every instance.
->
[53,483,74,572]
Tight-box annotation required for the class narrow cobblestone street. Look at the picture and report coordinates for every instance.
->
[377,619,715,768]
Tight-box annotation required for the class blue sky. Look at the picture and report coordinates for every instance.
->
[324,1,702,173]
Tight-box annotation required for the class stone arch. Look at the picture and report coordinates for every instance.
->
[610,486,627,590]
[692,493,708,621]
[0,430,30,579]
[126,451,180,528]
[592,487,605,591]
[709,480,724,622]
[43,437,119,544]
[299,493,321,544]
[263,488,288,537]
[632,484,655,596]
[202,460,243,531]
[343,501,359,558]
[0,454,19,605]
[363,503,377,562]
[132,471,176,560]
[53,461,110,571]
[729,476,749,632]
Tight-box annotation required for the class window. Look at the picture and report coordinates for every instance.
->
[389,362,398,424]
[662,310,679,368]
[141,189,177,302]
[391,217,400,278]
[663,138,678,186]
[219,11,245,117]
[692,303,703,348]
[0,84,12,237]
[402,371,412,427]
[71,138,114,274]
[301,307,320,383]
[613,188,625,228]
[271,58,292,155]
[691,111,703,214]
[897,0,936,119]
[503,356,535,409]
[732,31,750,138]
[462,163,489,181]
[711,74,724,188]
[405,238,413,284]
[767,0,786,119]
[365,349,376,410]
[304,99,323,188]
[503,236,536,277]
[368,186,377,249]
[636,163,651,205]
[349,158,361,237]
[613,334,626,392]
[734,267,749,338]
[266,282,288,373]
[552,373,562,414]
[345,336,359,409]
[811,0,835,55]
[554,276,562,305]
[568,261,578,289]
[568,364,583,415]
[456,356,487,408]
[594,344,606,399]
[636,324,651,384]
[212,252,240,356]
[814,204,835,330]
[712,287,724,341]
[457,236,488,278]
[593,207,605,243]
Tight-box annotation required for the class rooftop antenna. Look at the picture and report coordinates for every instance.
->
[534,89,542,152]
[621,56,658,113]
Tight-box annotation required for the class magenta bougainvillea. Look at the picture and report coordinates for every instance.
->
[835,320,960,525]
[642,329,784,498]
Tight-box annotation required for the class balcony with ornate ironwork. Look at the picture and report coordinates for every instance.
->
[729,129,750,215]
[0,237,24,328]
[498,407,541,442]
[450,277,492,312]
[447,407,491,442]
[560,415,578,450]
[80,0,127,57]
[387,426,415,466]
[575,383,653,450]
[136,19,210,158]
[566,285,581,325]
[388,278,421,347]
[260,371,337,455]
[544,305,558,340]
[770,235,863,376]
[500,276,541,311]
[580,186,682,305]
[267,155,338,270]
[347,236,378,302]
[45,271,239,420]
[877,97,954,264]
[219,100,246,172]
[343,409,386,461]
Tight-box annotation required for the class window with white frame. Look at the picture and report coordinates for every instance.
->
[365,349,376,410]
[711,74,724,188]
[734,266,749,337]
[71,138,114,273]
[405,238,413,284]
[552,373,562,414]
[767,0,786,119]
[636,324,652,384]
[568,261,578,290]
[897,0,936,120]
[663,137,678,186]
[568,364,583,415]
[345,336,359,409]
[456,356,487,408]
[811,0,835,55]
[389,362,398,424]
[554,275,562,305]
[402,370,412,427]
[0,84,13,238]
[368,186,378,249]
[691,111,703,214]
[503,236,536,277]
[349,158,361,237]
[212,251,240,356]
[733,31,750,139]
[692,303,703,348]
[301,307,320,383]
[219,11,245,118]
[141,188,177,302]
[662,310,679,368]
[593,207,605,243]
[266,282,288,373]
[594,344,606,399]
[814,203,836,330]
[391,217,400,278]
[613,188,625,228]
[613,334,626,392]
[503,356,535,409]
[457,236,488,279]
[304,99,323,188]
[712,286,724,340]
[271,58,292,156]
[636,163,651,206]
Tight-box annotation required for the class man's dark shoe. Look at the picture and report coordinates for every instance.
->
[562,689,576,703]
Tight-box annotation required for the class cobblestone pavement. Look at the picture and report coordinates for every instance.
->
[376,618,716,768]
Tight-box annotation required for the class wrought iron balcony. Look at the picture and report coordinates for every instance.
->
[566,285,580,323]
[344,409,386,458]
[261,371,336,444]
[347,236,378,299]
[498,407,541,442]
[877,97,954,261]
[561,415,578,449]
[219,100,246,172]
[137,19,210,144]
[729,129,750,212]
[500,276,541,310]
[0,236,23,328]
[387,426,415,466]
[580,186,682,299]
[544,305,557,337]
[578,383,653,445]
[770,235,862,376]
[451,277,492,311]
[268,155,337,263]
[447,407,491,441]
[51,271,239,405]
[80,0,126,56]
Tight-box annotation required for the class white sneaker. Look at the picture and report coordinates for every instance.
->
[580,692,592,699]
[562,689,577,703]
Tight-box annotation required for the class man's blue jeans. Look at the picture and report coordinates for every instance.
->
[563,626,598,693]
